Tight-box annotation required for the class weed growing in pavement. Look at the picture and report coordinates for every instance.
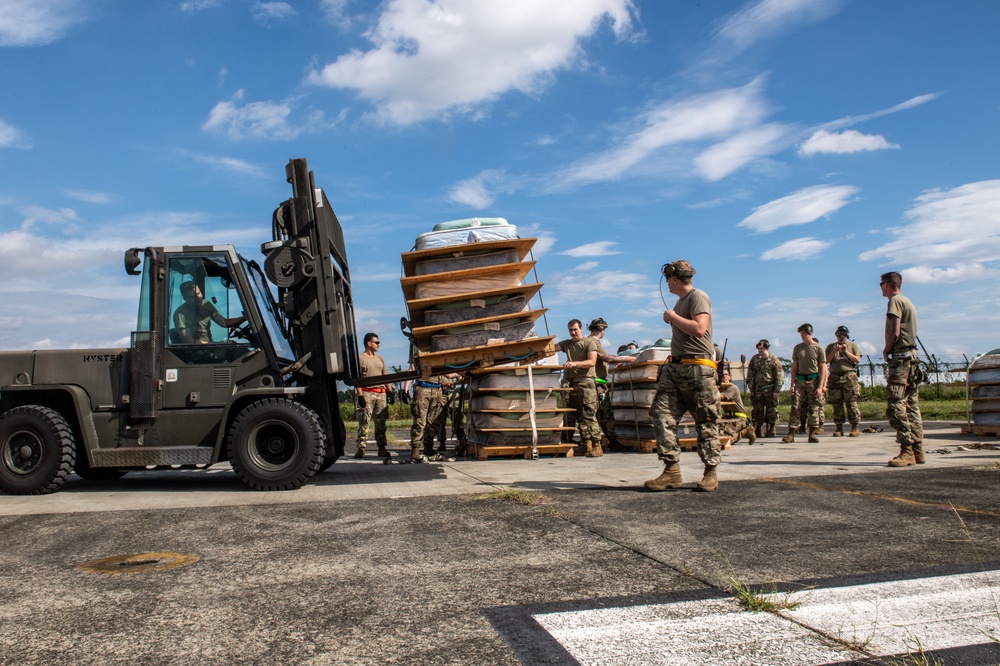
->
[972,461,1000,471]
[949,505,1000,645]
[878,637,945,666]
[471,487,551,506]
[725,575,800,613]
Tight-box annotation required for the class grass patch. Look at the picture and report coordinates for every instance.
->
[471,487,552,506]
[973,461,1000,471]
[725,576,800,613]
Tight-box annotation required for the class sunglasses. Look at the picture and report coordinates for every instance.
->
[371,340,380,345]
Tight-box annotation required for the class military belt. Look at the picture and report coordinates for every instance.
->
[414,381,441,389]
[795,373,819,381]
[594,377,608,385]
[668,356,718,370]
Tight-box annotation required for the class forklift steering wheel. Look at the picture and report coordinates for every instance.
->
[229,322,251,341]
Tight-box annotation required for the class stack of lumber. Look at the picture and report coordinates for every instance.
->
[400,218,555,377]
[609,340,732,452]
[467,360,575,459]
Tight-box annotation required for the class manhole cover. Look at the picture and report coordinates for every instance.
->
[77,552,199,574]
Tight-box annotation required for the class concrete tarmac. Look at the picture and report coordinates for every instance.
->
[2,421,999,665]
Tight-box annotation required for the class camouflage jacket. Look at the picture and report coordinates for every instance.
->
[747,354,783,393]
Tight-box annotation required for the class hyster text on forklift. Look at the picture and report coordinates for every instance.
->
[0,158,415,495]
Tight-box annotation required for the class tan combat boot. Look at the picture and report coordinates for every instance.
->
[832,425,843,437]
[644,460,684,491]
[781,427,795,443]
[912,441,925,464]
[585,439,603,457]
[354,446,365,459]
[808,428,820,443]
[887,444,915,467]
[409,445,425,464]
[695,466,718,492]
[765,424,776,438]
[744,424,757,446]
[377,446,390,458]
[848,425,861,437]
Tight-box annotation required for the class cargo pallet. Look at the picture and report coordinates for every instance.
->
[957,423,1000,438]
[467,440,577,460]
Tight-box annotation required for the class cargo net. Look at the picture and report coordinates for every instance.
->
[130,331,160,419]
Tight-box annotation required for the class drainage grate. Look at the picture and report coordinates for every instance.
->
[77,552,199,574]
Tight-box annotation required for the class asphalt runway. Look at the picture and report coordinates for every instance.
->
[2,422,999,665]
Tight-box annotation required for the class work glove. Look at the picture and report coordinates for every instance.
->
[387,389,396,405]
[357,393,366,409]
[400,389,411,405]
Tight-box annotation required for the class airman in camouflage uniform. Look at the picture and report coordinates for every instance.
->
[782,324,827,443]
[881,271,924,467]
[355,332,391,459]
[719,368,756,445]
[825,325,862,437]
[404,371,455,463]
[587,317,637,452]
[747,339,783,438]
[556,320,603,457]
[644,260,722,493]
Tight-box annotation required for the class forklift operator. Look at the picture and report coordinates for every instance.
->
[174,281,246,344]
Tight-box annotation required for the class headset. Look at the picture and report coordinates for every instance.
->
[661,262,695,280]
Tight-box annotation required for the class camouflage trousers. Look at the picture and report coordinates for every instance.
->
[567,378,601,442]
[436,388,469,451]
[411,385,444,454]
[650,363,721,466]
[719,415,750,439]
[596,382,617,445]
[788,377,823,430]
[828,371,861,427]
[750,387,779,430]
[356,390,388,449]
[886,356,923,446]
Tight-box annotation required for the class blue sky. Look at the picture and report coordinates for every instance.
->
[2,0,999,369]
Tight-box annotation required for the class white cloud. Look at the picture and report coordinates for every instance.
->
[202,90,303,140]
[798,129,899,157]
[185,151,268,178]
[0,118,31,149]
[307,0,636,125]
[63,189,115,204]
[694,122,790,181]
[860,180,1000,276]
[559,241,621,257]
[0,0,87,47]
[180,0,223,13]
[760,236,831,261]
[821,93,942,133]
[18,205,79,229]
[447,169,513,208]
[251,2,296,24]
[713,0,844,53]
[739,184,859,233]
[901,263,1000,285]
[554,78,775,188]
[548,263,653,304]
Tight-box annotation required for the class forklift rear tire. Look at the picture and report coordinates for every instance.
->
[228,399,325,491]
[0,405,77,495]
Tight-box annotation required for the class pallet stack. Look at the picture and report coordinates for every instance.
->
[609,340,733,452]
[962,350,1000,436]
[400,218,555,378]
[467,359,576,459]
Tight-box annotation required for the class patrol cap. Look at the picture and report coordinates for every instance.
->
[797,323,813,334]
[588,317,608,331]
[756,339,770,349]
[836,325,850,336]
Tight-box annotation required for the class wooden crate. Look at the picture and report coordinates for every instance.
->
[414,337,556,377]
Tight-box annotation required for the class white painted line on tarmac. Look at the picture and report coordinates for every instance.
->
[533,570,1000,664]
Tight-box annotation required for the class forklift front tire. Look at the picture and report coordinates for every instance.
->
[227,399,325,491]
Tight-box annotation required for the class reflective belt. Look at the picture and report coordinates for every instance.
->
[733,412,748,419]
[680,357,718,370]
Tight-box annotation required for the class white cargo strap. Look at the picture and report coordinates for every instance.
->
[527,364,539,459]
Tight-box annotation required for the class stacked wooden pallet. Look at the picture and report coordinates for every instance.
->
[400,218,555,378]
[467,361,576,459]
[964,351,1000,436]
[609,342,732,452]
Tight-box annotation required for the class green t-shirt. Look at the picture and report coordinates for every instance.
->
[670,288,714,358]
[886,294,917,353]
[793,341,825,376]
[558,336,598,380]
[173,300,220,343]
[826,340,860,374]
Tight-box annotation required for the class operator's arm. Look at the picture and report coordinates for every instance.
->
[212,312,246,329]
[883,316,900,362]
[662,311,710,339]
